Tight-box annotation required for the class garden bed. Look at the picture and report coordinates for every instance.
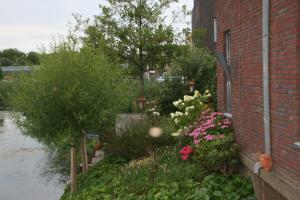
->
[61,90,256,200]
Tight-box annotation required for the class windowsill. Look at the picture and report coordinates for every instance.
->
[223,112,232,118]
[293,142,300,151]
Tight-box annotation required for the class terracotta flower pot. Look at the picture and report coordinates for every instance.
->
[94,142,102,150]
[259,154,272,171]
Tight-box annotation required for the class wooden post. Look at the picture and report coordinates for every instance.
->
[80,133,88,172]
[71,145,77,193]
[84,136,88,170]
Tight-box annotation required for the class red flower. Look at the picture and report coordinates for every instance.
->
[180,145,193,160]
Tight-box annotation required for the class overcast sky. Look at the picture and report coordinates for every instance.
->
[0,0,193,53]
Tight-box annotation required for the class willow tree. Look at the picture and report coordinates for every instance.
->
[9,43,133,192]
[84,0,178,100]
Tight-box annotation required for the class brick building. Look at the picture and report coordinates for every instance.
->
[192,0,214,51]
[193,0,300,199]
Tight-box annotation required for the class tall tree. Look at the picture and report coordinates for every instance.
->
[9,43,134,192]
[85,0,178,100]
[0,48,26,66]
[26,51,40,65]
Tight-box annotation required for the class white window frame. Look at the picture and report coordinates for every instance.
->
[213,18,217,43]
[225,31,231,65]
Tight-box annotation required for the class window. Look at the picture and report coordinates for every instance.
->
[213,18,217,43]
[225,31,231,65]
[224,30,232,115]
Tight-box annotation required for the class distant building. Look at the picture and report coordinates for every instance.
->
[192,0,214,51]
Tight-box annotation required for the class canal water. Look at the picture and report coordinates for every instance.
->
[0,111,64,200]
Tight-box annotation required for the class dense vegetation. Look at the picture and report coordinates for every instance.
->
[9,42,135,191]
[8,1,252,199]
[0,48,40,66]
[60,90,256,200]
[60,148,255,200]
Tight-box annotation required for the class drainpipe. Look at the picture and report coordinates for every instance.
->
[215,51,232,116]
[263,0,271,157]
[254,0,271,174]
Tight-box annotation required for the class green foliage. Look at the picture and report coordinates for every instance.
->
[60,147,255,200]
[199,175,256,200]
[194,135,240,176]
[9,44,134,146]
[0,48,26,66]
[0,48,40,66]
[170,90,210,136]
[0,68,3,80]
[86,0,178,73]
[120,146,205,194]
[26,51,40,65]
[0,81,12,107]
[158,78,188,115]
[104,118,177,161]
[173,47,217,109]
[142,78,188,115]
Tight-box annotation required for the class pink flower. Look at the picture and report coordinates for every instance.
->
[180,145,193,160]
[204,134,214,141]
[194,138,200,144]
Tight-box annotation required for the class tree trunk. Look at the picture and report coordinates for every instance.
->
[71,145,77,193]
[80,133,88,172]
[139,69,144,98]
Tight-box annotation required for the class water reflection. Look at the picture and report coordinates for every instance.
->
[0,111,64,200]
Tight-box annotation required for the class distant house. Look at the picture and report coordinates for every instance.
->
[1,66,34,80]
[192,0,214,51]
[193,0,300,199]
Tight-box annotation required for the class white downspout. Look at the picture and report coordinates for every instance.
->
[254,0,271,174]
[263,0,271,156]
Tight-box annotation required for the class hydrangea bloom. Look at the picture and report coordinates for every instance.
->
[189,112,231,144]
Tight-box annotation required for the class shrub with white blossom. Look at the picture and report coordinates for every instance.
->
[170,90,211,136]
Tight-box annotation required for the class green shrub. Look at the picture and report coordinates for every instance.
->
[0,81,12,107]
[142,79,188,116]
[199,175,256,200]
[173,47,217,109]
[158,78,188,115]
[121,146,206,194]
[194,135,240,176]
[60,148,255,200]
[104,118,177,161]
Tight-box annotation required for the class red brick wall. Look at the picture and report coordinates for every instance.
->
[215,0,300,186]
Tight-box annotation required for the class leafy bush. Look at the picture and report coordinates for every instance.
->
[170,90,210,136]
[158,78,188,115]
[177,111,240,176]
[173,47,217,109]
[104,118,177,161]
[0,81,12,107]
[142,79,188,116]
[194,135,240,176]
[9,45,134,146]
[60,147,255,200]
[199,175,256,200]
[120,146,206,194]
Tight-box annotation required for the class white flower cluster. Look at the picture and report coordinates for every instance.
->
[171,126,188,137]
[152,111,160,117]
[170,111,184,119]
[169,89,212,137]
[173,99,183,107]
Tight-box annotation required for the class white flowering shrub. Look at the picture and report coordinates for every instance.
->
[170,90,211,136]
